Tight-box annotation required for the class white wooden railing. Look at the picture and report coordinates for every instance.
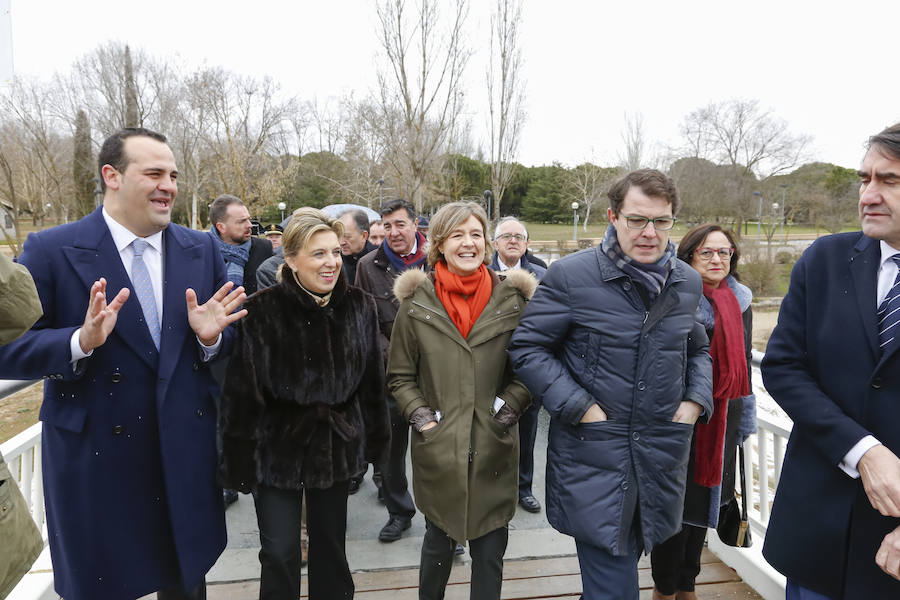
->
[0,380,47,542]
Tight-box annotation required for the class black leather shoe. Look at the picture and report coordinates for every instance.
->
[223,489,239,508]
[348,477,362,495]
[378,516,412,542]
[518,494,541,513]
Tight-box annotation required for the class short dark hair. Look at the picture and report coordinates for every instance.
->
[97,128,168,192]
[677,223,742,281]
[209,194,244,226]
[867,123,900,160]
[607,169,680,216]
[380,199,416,221]
[339,209,370,235]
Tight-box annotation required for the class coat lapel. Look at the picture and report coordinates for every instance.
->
[62,208,159,370]
[849,235,880,361]
[157,225,205,386]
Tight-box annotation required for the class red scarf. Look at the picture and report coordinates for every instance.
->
[693,282,750,487]
[433,262,492,338]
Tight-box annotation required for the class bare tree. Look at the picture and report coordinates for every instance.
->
[486,0,526,222]
[618,112,646,171]
[566,162,621,229]
[680,98,811,179]
[374,0,470,212]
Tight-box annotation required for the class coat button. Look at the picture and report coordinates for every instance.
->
[111,372,122,383]
[637,381,646,391]
[632,431,640,441]
[112,425,124,435]
[196,409,204,418]
[623,281,632,291]
[621,481,629,490]
[872,377,883,389]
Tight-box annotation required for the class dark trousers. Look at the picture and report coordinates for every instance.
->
[157,580,206,600]
[517,401,540,497]
[575,529,642,600]
[380,396,416,520]
[649,524,707,594]
[419,520,508,600]
[255,482,353,600]
[786,580,836,600]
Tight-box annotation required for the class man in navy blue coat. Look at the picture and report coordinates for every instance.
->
[762,123,900,598]
[0,128,247,600]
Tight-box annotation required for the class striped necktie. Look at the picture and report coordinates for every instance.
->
[877,255,900,354]
[131,239,161,350]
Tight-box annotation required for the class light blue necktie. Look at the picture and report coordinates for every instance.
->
[131,239,161,350]
[877,255,900,355]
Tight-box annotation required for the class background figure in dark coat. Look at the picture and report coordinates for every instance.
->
[354,199,427,543]
[0,128,246,600]
[489,216,546,515]
[762,123,900,598]
[208,194,273,297]
[509,170,713,600]
[650,225,756,600]
[219,208,389,600]
[338,208,377,300]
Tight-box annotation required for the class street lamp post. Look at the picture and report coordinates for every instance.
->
[780,184,788,241]
[571,202,580,243]
[483,190,493,223]
[377,179,385,210]
[277,202,286,222]
[754,192,762,242]
[92,177,103,208]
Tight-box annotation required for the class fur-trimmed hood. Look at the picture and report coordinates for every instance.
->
[393,266,538,302]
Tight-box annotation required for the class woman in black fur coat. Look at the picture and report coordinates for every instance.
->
[218,207,390,600]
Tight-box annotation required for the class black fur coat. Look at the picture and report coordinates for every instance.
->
[218,268,390,492]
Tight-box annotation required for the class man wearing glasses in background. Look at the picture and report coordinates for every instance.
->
[490,216,546,514]
[509,169,712,600]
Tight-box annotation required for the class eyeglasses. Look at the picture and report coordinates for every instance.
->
[621,215,676,231]
[695,247,734,261]
[496,233,526,242]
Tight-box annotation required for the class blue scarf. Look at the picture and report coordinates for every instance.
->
[382,232,428,272]
[209,226,250,287]
[601,223,675,300]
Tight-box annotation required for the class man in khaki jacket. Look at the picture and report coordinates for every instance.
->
[0,251,44,597]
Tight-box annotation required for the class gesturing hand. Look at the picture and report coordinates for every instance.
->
[186,281,247,345]
[79,278,130,354]
[859,444,900,517]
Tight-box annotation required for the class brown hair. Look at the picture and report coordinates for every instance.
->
[426,202,492,267]
[607,168,680,216]
[677,223,742,281]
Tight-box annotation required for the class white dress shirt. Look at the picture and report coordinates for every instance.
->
[70,209,220,362]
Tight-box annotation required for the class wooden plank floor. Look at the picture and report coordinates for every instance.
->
[207,549,761,599]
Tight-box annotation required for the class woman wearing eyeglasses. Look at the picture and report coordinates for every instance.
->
[649,224,756,600]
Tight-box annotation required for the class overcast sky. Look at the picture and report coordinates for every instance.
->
[5,0,899,171]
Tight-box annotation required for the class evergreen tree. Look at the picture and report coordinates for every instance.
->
[124,46,139,127]
[73,109,95,218]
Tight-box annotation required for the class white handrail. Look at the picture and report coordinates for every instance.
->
[0,380,47,540]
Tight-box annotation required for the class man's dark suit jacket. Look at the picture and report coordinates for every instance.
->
[0,207,232,600]
[242,236,273,296]
[762,231,900,597]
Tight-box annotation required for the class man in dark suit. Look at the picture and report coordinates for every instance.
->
[0,128,247,600]
[762,122,900,598]
[208,194,273,296]
[489,216,545,514]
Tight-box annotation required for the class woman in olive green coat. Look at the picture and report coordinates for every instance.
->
[388,201,535,600]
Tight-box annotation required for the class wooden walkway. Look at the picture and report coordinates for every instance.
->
[206,549,761,599]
